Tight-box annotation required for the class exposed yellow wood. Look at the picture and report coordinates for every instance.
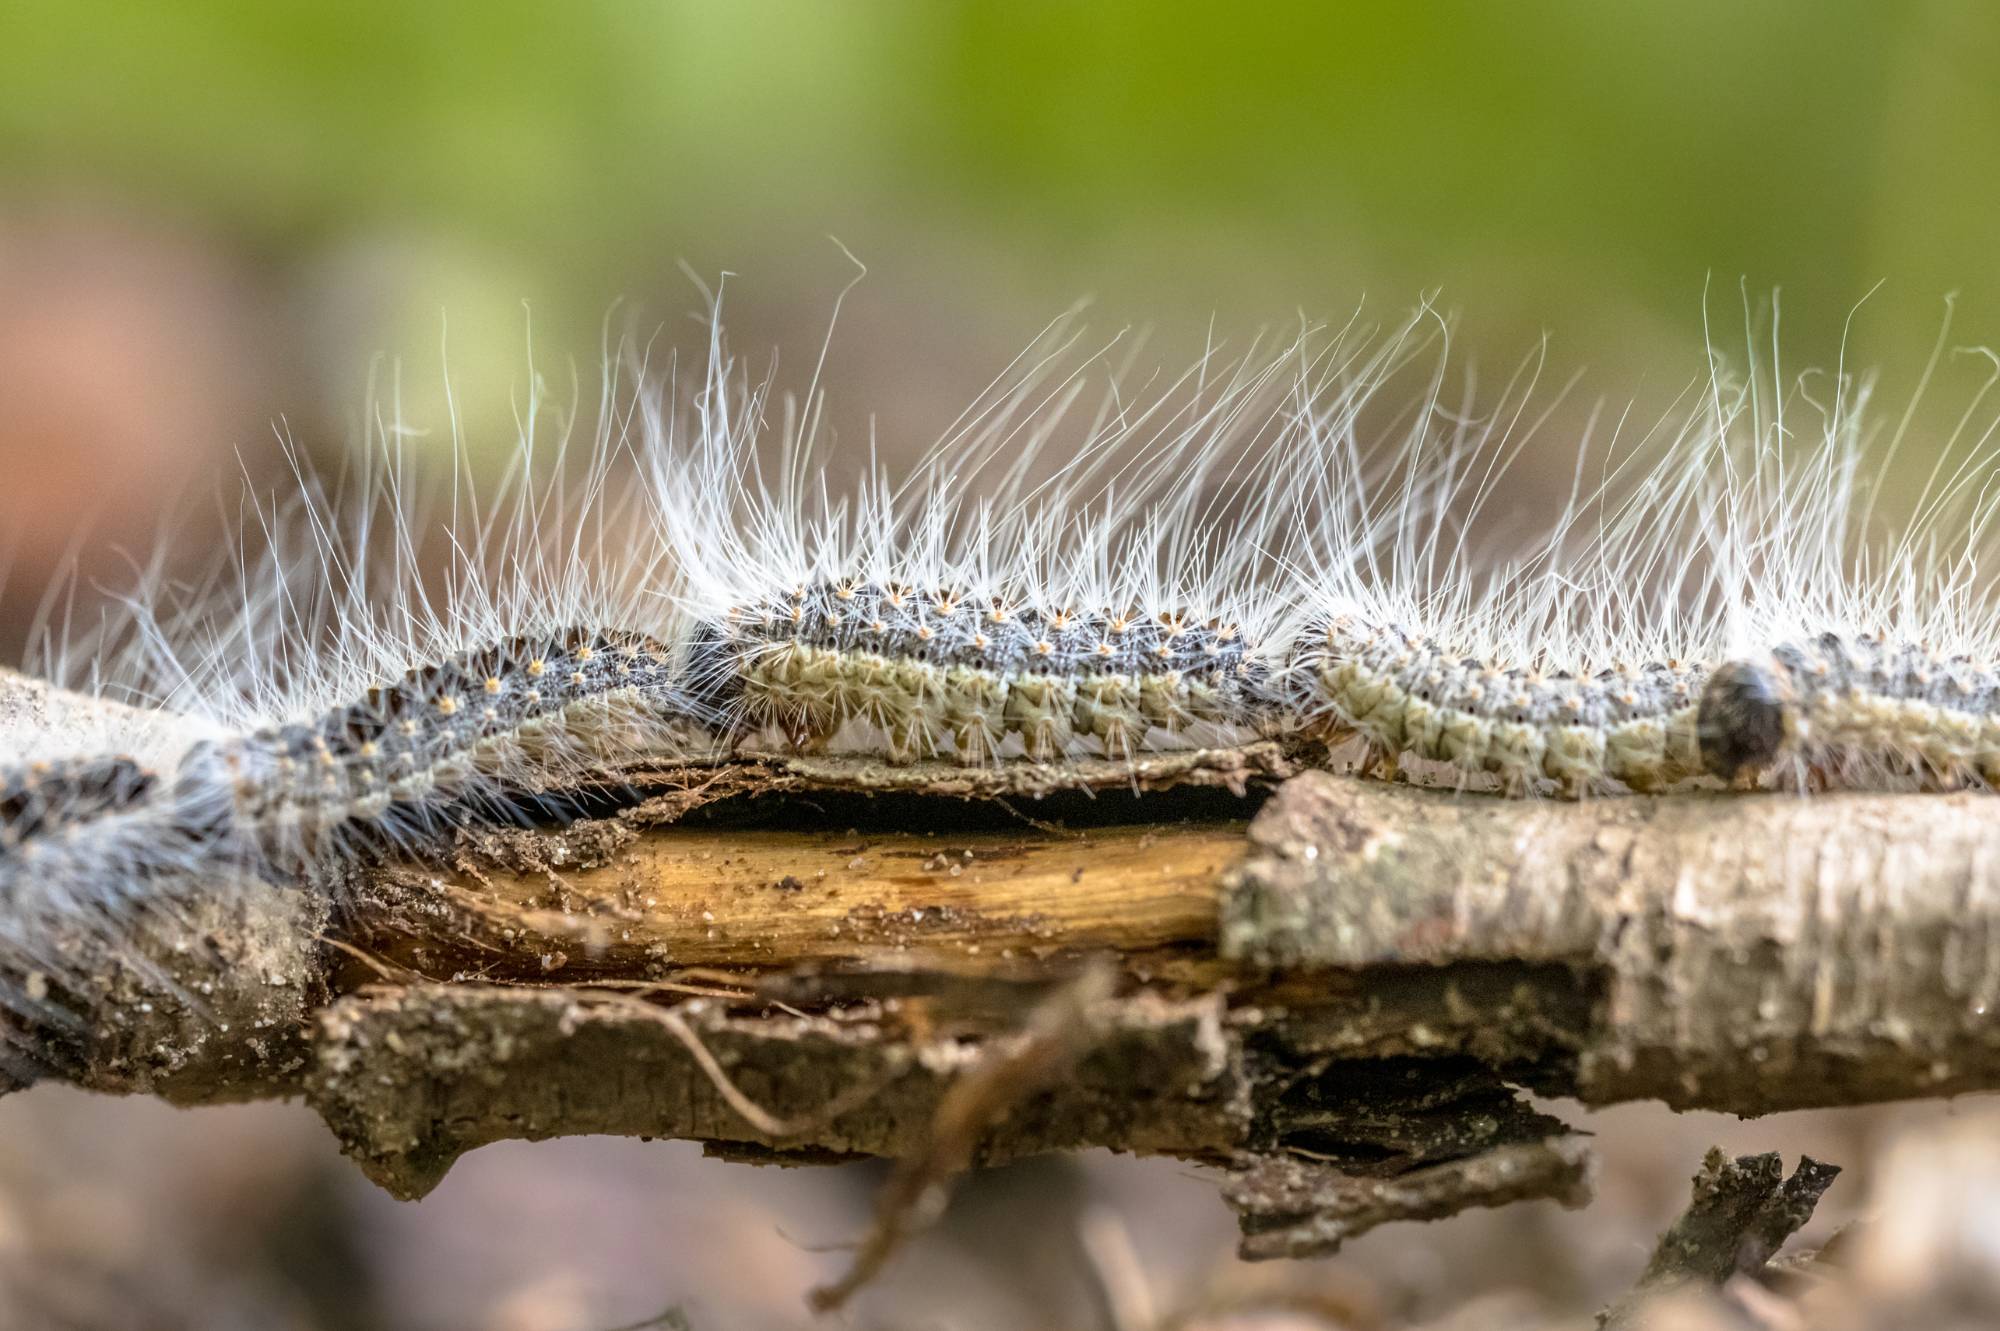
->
[384,820,1247,975]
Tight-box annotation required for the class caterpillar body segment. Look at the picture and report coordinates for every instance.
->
[0,629,724,921]
[1285,616,1708,797]
[714,579,1278,763]
[0,755,189,928]
[181,627,723,869]
[0,755,160,852]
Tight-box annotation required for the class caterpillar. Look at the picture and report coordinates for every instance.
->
[705,581,1274,762]
[2,288,1996,1078]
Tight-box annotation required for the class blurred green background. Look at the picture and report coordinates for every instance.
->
[7,0,1994,325]
[4,1,1997,467]
[1,0,1997,574]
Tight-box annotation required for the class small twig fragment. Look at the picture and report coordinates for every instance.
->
[808,962,1118,1313]
[1226,1137,1596,1260]
[1598,1149,1840,1329]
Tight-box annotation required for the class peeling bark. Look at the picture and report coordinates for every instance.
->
[1226,1139,1596,1260]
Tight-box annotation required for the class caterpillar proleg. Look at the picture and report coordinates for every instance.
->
[3,289,1998,1080]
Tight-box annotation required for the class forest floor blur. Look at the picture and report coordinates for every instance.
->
[0,1085,1991,1330]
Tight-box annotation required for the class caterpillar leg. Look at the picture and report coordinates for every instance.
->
[780,714,838,754]
[1097,724,1140,762]
[1360,743,1401,784]
[950,721,1005,766]
[884,720,937,764]
[1020,724,1066,764]
[1004,676,1075,765]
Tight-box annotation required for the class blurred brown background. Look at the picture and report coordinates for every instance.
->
[3,2,2000,1327]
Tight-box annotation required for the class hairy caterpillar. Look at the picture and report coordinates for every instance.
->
[1691,322,2000,791]
[2,288,1997,1080]
[1265,312,1739,797]
[0,298,1328,1073]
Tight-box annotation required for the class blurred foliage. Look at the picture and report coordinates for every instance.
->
[0,0,1996,444]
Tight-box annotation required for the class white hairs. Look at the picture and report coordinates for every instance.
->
[1,286,1996,1075]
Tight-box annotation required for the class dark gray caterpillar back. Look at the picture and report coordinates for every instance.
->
[714,578,1274,760]
[186,627,719,865]
[1,628,724,893]
[1698,632,2000,787]
[0,756,159,851]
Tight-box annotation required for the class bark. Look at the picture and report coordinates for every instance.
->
[1226,772,2000,1112]
[6,667,1996,1260]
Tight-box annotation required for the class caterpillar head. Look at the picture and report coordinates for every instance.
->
[1696,658,1791,781]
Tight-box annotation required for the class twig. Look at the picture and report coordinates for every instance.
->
[808,963,1118,1312]
[1598,1150,1841,1329]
